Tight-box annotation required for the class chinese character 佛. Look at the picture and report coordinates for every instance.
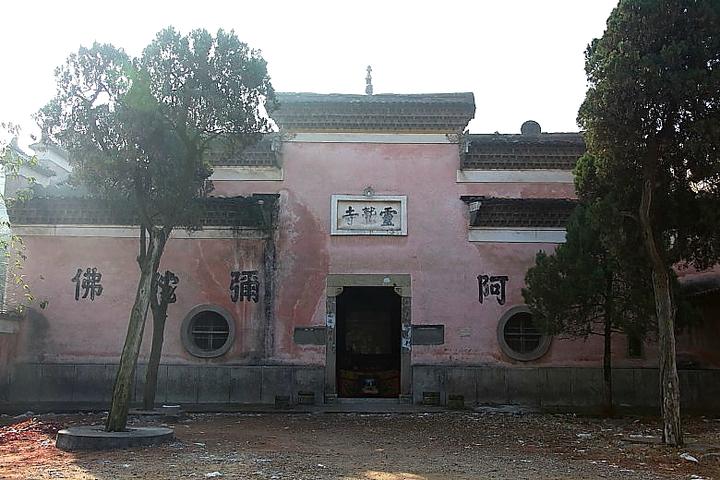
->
[342,205,359,226]
[478,274,508,305]
[230,270,260,303]
[379,206,398,226]
[71,267,104,301]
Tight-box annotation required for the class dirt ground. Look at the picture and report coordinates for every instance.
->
[1,410,719,480]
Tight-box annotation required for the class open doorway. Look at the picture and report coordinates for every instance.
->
[336,286,401,398]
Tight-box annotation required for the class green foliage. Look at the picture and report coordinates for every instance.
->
[577,0,720,270]
[523,203,655,339]
[36,27,276,231]
[0,124,47,311]
[35,28,276,432]
[576,2,719,441]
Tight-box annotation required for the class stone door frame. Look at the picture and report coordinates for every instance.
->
[325,274,412,402]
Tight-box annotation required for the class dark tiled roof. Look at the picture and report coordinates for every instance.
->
[8,195,279,228]
[462,197,577,228]
[462,133,585,170]
[679,272,720,297]
[273,92,475,133]
[31,181,91,198]
[29,140,69,159]
[29,161,58,178]
[277,92,475,105]
[208,135,278,167]
[8,143,57,178]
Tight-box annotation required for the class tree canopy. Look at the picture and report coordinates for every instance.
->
[577,0,720,445]
[578,1,720,269]
[37,27,275,431]
[523,202,655,411]
[38,27,275,229]
[524,203,654,341]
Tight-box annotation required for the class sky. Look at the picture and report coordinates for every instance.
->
[0,0,618,146]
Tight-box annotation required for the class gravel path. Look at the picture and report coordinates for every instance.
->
[1,411,719,479]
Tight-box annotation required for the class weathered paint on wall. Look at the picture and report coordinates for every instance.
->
[210,141,713,369]
[5,139,720,388]
[0,334,18,392]
[10,236,268,365]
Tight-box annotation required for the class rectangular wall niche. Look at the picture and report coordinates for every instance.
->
[331,195,407,236]
[293,326,326,345]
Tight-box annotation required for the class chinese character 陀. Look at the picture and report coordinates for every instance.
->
[71,267,104,301]
[230,270,260,303]
[379,206,398,226]
[156,270,179,304]
[342,205,359,226]
[362,206,377,224]
[478,274,508,305]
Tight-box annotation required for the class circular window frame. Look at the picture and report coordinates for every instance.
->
[181,305,236,358]
[496,305,551,362]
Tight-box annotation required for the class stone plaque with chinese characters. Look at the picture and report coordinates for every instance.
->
[331,195,407,235]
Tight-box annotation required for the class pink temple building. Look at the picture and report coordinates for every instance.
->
[1,90,718,412]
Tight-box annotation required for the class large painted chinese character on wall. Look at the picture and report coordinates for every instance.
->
[331,195,407,236]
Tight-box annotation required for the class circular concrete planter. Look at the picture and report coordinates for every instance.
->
[56,425,174,451]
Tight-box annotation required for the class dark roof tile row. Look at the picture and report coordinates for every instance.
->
[8,195,279,228]
[462,197,577,228]
[462,133,585,170]
[273,92,476,133]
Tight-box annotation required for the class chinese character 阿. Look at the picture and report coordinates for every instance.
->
[379,206,398,226]
[342,206,359,226]
[478,274,508,305]
[230,270,260,303]
[362,206,376,224]
[71,267,103,301]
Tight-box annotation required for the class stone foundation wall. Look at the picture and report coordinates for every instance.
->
[0,334,17,389]
[3,363,719,414]
[1,363,323,412]
[412,365,720,414]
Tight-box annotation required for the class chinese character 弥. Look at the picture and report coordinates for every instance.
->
[478,274,508,305]
[71,267,103,301]
[342,206,359,225]
[362,206,377,224]
[230,270,260,303]
[379,206,398,226]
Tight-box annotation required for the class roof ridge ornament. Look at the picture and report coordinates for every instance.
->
[365,65,373,95]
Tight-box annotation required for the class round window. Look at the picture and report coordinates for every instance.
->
[496,306,551,361]
[181,305,235,358]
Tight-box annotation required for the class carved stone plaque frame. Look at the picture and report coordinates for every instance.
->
[330,195,408,236]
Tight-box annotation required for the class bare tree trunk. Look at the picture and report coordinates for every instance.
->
[142,302,167,410]
[106,229,168,432]
[143,265,178,411]
[602,315,613,415]
[639,179,683,446]
[602,277,614,416]
[142,264,163,412]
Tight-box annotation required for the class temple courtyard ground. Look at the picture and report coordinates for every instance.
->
[1,410,719,479]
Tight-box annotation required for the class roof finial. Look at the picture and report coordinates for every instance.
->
[365,65,373,95]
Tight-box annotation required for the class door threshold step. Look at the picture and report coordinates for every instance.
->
[334,398,404,404]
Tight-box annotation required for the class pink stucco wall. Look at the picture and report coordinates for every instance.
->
[7,140,719,371]
[11,236,267,365]
[212,141,673,368]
